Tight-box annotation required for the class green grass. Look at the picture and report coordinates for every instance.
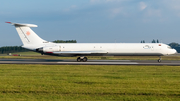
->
[11,51,41,55]
[0,65,179,100]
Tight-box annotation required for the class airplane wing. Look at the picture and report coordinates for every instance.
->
[53,50,108,55]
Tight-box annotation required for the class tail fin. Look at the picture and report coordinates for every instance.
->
[6,22,47,45]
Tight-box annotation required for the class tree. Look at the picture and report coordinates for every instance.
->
[169,42,180,47]
[152,39,156,43]
[157,39,159,43]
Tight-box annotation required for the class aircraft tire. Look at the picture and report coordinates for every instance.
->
[77,57,81,62]
[158,59,161,63]
[83,57,88,62]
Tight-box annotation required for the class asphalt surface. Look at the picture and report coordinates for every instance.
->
[0,59,180,65]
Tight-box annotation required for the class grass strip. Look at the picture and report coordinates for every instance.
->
[0,65,179,100]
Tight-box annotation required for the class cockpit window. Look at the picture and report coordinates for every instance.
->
[167,46,172,49]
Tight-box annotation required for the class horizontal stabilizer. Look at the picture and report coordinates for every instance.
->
[6,22,37,27]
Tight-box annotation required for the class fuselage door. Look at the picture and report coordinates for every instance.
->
[59,46,61,51]
[151,46,154,51]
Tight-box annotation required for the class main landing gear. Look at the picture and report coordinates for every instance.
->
[158,56,161,63]
[77,56,88,62]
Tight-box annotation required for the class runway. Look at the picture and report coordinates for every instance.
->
[0,59,180,65]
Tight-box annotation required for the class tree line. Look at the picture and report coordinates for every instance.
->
[53,40,77,43]
[141,39,159,43]
[0,46,28,54]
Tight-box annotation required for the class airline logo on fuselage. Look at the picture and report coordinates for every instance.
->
[143,45,151,49]
[26,31,30,36]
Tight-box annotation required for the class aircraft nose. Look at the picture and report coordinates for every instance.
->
[173,49,177,54]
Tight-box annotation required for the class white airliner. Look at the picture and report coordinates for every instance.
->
[7,22,177,62]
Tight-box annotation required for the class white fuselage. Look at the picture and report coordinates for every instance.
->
[23,43,177,57]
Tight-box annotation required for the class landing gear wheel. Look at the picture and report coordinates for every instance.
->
[77,57,88,62]
[158,56,162,63]
[82,57,87,62]
[158,59,161,63]
[77,57,81,62]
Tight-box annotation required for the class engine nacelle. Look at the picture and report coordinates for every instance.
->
[36,46,60,52]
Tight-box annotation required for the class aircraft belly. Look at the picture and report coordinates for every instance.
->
[110,53,163,56]
[54,52,163,56]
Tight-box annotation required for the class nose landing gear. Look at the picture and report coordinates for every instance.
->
[158,56,161,63]
[77,56,88,62]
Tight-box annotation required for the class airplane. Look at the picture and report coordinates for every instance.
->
[6,22,177,62]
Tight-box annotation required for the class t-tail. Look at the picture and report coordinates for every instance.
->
[6,22,48,46]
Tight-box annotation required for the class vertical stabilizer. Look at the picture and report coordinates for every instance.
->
[6,22,47,45]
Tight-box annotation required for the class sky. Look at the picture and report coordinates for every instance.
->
[1,0,180,46]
